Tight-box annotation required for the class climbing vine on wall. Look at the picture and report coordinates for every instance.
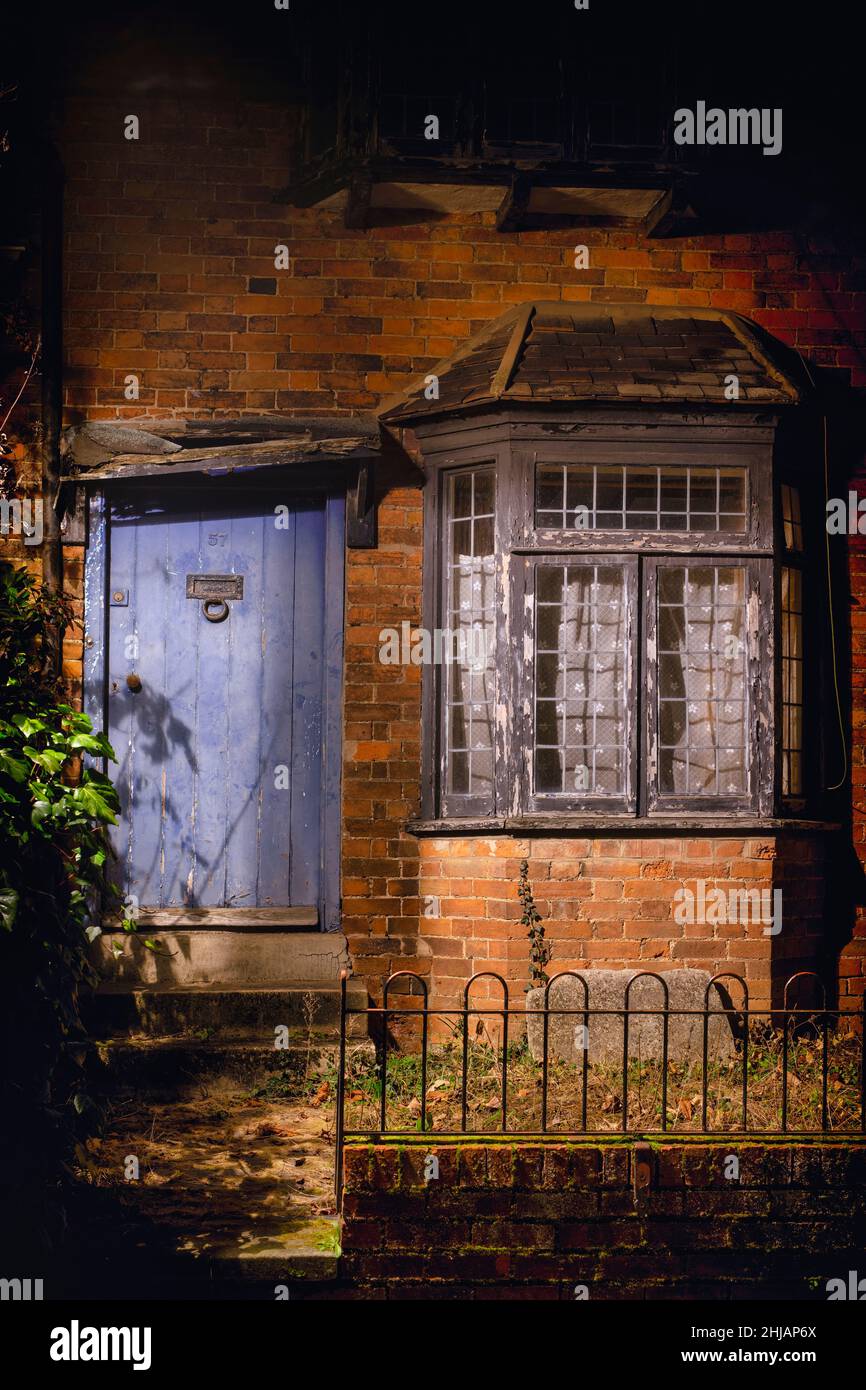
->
[518,858,552,991]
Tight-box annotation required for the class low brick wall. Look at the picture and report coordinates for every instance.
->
[340,1139,866,1299]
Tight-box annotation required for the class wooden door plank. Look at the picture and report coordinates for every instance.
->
[258,501,297,905]
[160,498,204,905]
[290,503,326,908]
[193,504,233,905]
[107,496,146,901]
[224,506,267,909]
[321,493,346,930]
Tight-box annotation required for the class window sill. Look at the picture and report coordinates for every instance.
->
[406,815,841,837]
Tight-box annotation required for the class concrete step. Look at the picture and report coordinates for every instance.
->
[207,1216,341,1284]
[84,978,368,1042]
[89,1037,326,1096]
[91,929,351,989]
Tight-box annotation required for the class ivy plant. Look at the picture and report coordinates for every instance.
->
[0,562,121,1253]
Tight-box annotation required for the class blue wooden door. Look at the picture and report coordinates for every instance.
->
[104,486,344,926]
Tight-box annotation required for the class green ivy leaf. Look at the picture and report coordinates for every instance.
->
[12,714,47,737]
[0,750,30,783]
[25,747,67,774]
[69,733,109,753]
[0,888,19,931]
[71,785,118,823]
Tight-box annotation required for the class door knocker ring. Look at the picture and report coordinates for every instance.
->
[202,598,230,623]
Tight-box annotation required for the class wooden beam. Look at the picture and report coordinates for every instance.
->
[490,302,535,398]
[63,435,379,484]
[346,458,377,547]
[102,906,318,929]
[495,174,532,232]
[99,415,380,445]
[344,172,373,230]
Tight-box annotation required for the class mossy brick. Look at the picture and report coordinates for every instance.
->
[340,1218,383,1252]
[389,1282,472,1301]
[430,1146,460,1187]
[385,1218,470,1250]
[603,1188,676,1217]
[517,1192,575,1221]
[565,1145,602,1185]
[512,1252,595,1281]
[740,1145,792,1187]
[686,1247,773,1278]
[683,1188,772,1218]
[470,1219,554,1251]
[815,1146,856,1188]
[651,1219,734,1251]
[348,1192,425,1220]
[513,1145,545,1188]
[342,1145,374,1190]
[486,1145,516,1190]
[601,1146,631,1187]
[654,1145,686,1187]
[425,1186,476,1217]
[541,1145,573,1190]
[474,1284,561,1301]
[750,1218,854,1252]
[371,1145,402,1190]
[557,1221,614,1252]
[417,1250,513,1281]
[783,1189,866,1219]
[339,1253,387,1279]
[457,1145,488,1187]
[369,1254,438,1280]
[680,1145,728,1187]
[789,1147,824,1187]
[463,1192,513,1218]
[601,1250,687,1280]
[400,1146,434,1188]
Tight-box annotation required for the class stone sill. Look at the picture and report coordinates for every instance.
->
[406,816,842,837]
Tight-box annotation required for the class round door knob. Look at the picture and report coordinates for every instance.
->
[126,673,143,692]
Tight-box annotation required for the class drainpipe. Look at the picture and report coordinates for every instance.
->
[39,139,63,598]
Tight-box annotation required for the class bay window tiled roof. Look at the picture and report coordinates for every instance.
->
[381,302,806,421]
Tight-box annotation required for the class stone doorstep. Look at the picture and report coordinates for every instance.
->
[90,929,352,989]
[206,1217,342,1283]
[84,977,369,1040]
[88,1036,346,1096]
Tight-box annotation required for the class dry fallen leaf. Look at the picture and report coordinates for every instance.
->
[310,1081,331,1108]
[677,1098,693,1120]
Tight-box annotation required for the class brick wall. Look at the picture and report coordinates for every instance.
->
[340,1139,866,1299]
[49,89,866,1004]
[406,833,828,1015]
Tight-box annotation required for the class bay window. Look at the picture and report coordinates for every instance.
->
[429,441,795,822]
